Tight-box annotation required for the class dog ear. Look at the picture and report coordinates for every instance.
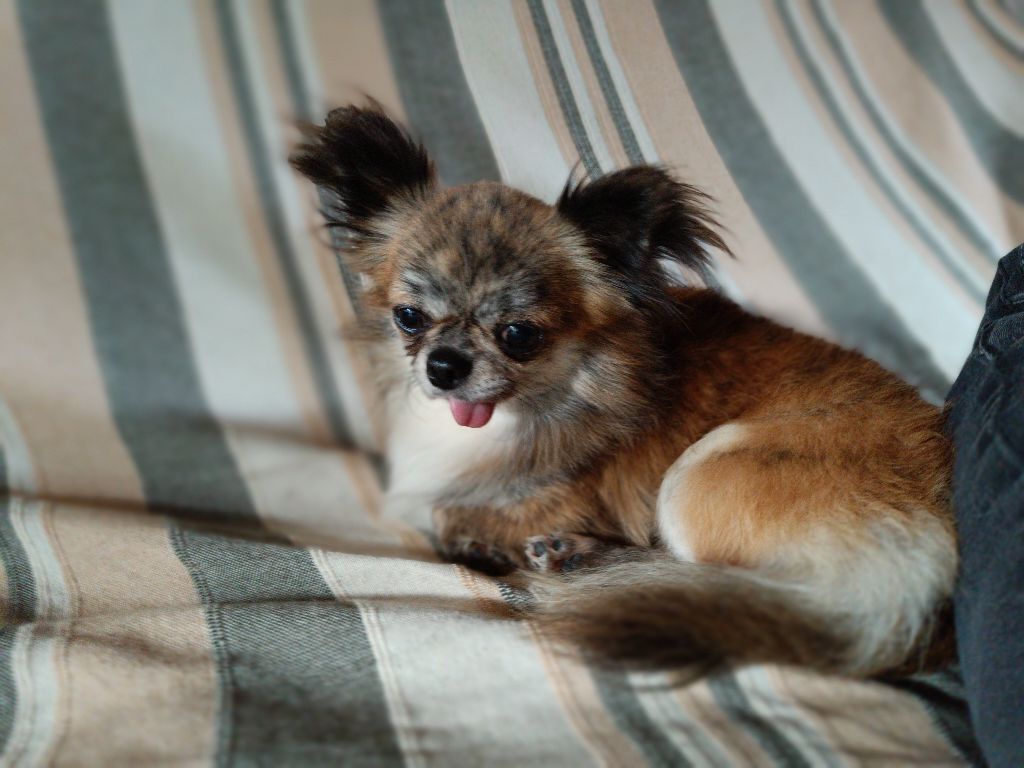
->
[290,104,437,238]
[556,166,726,282]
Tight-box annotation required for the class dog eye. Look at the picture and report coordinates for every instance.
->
[498,323,543,358]
[393,306,431,334]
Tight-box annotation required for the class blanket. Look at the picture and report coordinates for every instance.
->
[3,0,1021,764]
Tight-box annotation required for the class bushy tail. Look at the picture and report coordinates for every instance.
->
[530,554,953,677]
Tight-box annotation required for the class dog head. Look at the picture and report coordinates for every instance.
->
[291,105,724,431]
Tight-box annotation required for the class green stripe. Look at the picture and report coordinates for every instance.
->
[0,509,35,753]
[0,515,34,625]
[592,671,695,767]
[1000,0,1024,22]
[775,0,987,303]
[567,0,722,290]
[16,0,255,517]
[270,0,389,486]
[214,0,354,449]
[967,0,1024,60]
[810,0,1004,261]
[654,0,949,399]
[0,629,16,753]
[568,0,644,165]
[495,582,695,765]
[880,0,1024,204]
[525,0,602,177]
[269,0,370,340]
[17,2,402,764]
[709,675,815,768]
[170,528,404,767]
[0,446,32,752]
[496,584,709,766]
[377,0,501,186]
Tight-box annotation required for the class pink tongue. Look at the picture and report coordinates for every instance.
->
[449,399,495,428]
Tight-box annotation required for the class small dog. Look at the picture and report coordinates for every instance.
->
[292,105,956,677]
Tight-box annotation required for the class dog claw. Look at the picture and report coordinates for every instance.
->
[524,533,604,573]
[562,553,584,572]
[448,539,515,576]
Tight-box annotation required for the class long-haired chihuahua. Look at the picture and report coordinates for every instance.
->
[291,105,956,678]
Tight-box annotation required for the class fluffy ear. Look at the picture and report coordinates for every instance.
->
[556,166,726,281]
[290,104,437,237]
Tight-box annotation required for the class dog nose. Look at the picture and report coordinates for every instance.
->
[426,348,472,390]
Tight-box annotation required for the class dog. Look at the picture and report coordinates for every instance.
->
[291,105,957,677]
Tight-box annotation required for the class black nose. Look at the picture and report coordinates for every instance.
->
[426,348,472,390]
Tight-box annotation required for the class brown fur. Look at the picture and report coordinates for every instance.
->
[291,105,957,678]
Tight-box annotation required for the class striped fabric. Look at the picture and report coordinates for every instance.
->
[1,0,1019,764]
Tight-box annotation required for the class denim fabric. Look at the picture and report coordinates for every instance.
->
[946,244,1024,768]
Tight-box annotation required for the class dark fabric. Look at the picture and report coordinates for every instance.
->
[946,243,1024,768]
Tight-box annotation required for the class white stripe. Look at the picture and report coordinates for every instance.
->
[540,0,616,171]
[580,0,659,163]
[0,627,61,768]
[815,0,1006,260]
[446,0,572,200]
[1,501,68,768]
[970,0,1024,55]
[736,667,843,767]
[262,0,389,455]
[924,0,1024,138]
[9,500,68,620]
[109,0,300,430]
[785,0,990,299]
[712,0,978,378]
[633,673,733,767]
[109,0,377,536]
[311,550,594,767]
[231,0,379,452]
[0,399,36,495]
[280,0,320,115]
[573,0,743,301]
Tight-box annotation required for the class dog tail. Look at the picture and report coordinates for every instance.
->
[529,553,953,677]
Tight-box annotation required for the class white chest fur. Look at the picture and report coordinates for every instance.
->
[382,386,519,528]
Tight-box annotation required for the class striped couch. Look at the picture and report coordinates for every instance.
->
[2,0,1020,765]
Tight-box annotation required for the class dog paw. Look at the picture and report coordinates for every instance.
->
[524,533,605,573]
[446,538,516,576]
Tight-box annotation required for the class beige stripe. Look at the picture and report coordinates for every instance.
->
[598,0,830,338]
[763,0,985,312]
[679,681,772,766]
[195,1,389,534]
[832,0,1024,250]
[556,0,632,168]
[287,0,396,451]
[527,629,642,767]
[246,1,392,505]
[37,502,72,767]
[243,0,383,454]
[302,0,407,121]
[47,502,217,765]
[512,0,586,170]
[795,0,997,282]
[192,0,334,448]
[975,0,1024,55]
[924,0,1024,134]
[462,573,633,766]
[769,667,962,765]
[0,6,142,503]
[312,553,596,767]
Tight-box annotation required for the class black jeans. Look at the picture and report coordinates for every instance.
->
[946,244,1024,768]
